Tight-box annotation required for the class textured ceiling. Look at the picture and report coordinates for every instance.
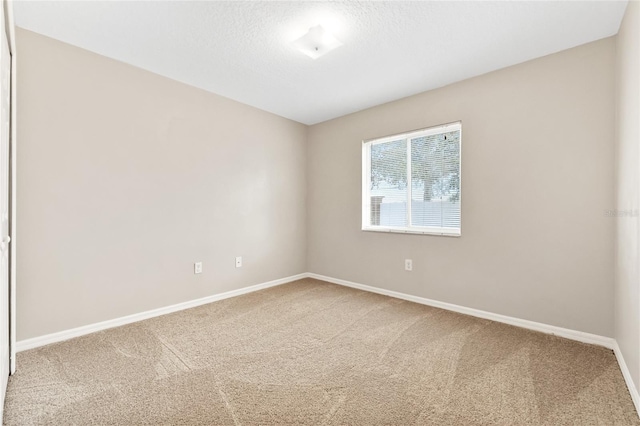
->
[14,1,628,125]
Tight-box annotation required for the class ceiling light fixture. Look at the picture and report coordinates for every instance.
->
[293,25,342,59]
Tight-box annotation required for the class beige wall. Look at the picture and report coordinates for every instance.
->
[16,26,622,342]
[16,29,307,340]
[615,0,640,394]
[307,38,616,337]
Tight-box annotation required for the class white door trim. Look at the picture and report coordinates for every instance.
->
[4,0,16,375]
[0,0,10,419]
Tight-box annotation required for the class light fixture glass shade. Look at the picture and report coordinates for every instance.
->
[293,25,342,59]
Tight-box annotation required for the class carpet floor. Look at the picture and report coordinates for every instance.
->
[3,278,639,425]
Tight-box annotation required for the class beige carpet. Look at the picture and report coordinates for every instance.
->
[3,278,639,425]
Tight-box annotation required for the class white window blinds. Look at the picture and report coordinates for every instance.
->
[362,122,461,236]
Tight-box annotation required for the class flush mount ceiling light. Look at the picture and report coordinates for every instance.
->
[293,25,342,59]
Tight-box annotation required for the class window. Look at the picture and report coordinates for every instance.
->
[362,122,461,236]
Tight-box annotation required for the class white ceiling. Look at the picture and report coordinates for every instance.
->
[14,1,628,125]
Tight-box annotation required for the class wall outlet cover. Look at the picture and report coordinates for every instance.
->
[405,259,413,271]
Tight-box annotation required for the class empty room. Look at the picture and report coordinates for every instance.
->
[0,0,638,424]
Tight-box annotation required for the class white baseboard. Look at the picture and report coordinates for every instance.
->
[613,341,640,415]
[15,273,308,352]
[20,271,616,353]
[16,271,618,352]
[306,273,616,350]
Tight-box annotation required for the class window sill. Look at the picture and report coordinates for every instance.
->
[362,226,461,237]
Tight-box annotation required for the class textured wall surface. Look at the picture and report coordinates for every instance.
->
[307,38,616,337]
[615,0,640,395]
[16,29,307,340]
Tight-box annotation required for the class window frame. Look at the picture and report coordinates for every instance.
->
[361,121,462,237]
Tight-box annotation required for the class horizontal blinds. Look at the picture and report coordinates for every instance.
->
[365,124,461,233]
[410,130,460,229]
[369,139,407,227]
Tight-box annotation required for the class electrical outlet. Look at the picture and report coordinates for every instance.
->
[405,259,412,271]
[194,262,203,274]
[235,256,242,268]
